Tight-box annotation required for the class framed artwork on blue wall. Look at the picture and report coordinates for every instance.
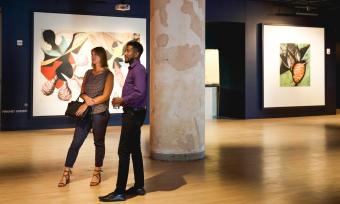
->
[262,24,325,108]
[32,12,147,116]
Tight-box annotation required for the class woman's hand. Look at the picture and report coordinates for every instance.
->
[83,95,95,106]
[76,103,89,116]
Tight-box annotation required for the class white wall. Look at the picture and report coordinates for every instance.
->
[205,86,218,119]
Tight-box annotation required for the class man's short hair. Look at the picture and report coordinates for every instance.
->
[126,40,144,57]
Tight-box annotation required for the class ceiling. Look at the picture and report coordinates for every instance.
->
[258,0,340,15]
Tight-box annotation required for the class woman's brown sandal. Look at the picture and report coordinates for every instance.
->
[58,169,72,187]
[90,169,102,186]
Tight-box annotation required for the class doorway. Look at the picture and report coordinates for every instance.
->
[206,22,245,118]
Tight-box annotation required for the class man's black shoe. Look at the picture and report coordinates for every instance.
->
[125,187,146,196]
[98,192,126,202]
[98,192,114,200]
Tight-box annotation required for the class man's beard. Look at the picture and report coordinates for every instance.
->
[125,57,134,64]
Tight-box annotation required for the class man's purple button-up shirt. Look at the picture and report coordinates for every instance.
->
[122,59,147,108]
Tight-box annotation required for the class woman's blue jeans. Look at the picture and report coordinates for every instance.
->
[64,110,110,168]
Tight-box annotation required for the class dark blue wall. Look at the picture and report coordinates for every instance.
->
[335,20,340,109]
[0,0,149,130]
[207,0,337,119]
[337,40,340,108]
[244,1,336,118]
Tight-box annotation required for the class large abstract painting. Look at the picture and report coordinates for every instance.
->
[33,12,146,116]
[262,25,325,108]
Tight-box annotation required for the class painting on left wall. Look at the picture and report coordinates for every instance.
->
[33,12,146,116]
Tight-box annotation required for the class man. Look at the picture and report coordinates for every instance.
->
[99,41,147,202]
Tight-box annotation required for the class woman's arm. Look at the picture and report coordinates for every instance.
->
[80,70,95,106]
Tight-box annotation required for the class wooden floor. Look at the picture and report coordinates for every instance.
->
[2,115,340,204]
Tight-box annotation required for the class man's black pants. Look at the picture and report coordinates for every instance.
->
[115,108,146,193]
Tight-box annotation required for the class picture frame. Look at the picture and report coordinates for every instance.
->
[32,12,147,116]
[262,24,325,108]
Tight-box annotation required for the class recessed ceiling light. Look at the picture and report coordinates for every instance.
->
[115,0,130,11]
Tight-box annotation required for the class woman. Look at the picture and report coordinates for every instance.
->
[58,47,113,187]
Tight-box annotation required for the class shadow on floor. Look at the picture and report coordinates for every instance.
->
[218,146,263,184]
[325,124,340,150]
[144,170,188,193]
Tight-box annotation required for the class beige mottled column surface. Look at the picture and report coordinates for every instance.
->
[150,0,205,161]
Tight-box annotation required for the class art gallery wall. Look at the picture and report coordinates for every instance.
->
[207,0,336,119]
[335,23,340,108]
[0,0,338,129]
[0,0,149,130]
[245,1,336,118]
[326,8,340,109]
[0,7,2,129]
[337,41,340,108]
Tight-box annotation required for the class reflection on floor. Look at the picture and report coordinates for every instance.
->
[1,115,340,203]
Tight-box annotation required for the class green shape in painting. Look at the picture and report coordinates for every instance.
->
[279,43,310,87]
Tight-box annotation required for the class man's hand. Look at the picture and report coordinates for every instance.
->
[112,97,124,106]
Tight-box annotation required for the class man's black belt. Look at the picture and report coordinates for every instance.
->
[123,107,146,112]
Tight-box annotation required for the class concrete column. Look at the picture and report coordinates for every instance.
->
[150,0,205,161]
